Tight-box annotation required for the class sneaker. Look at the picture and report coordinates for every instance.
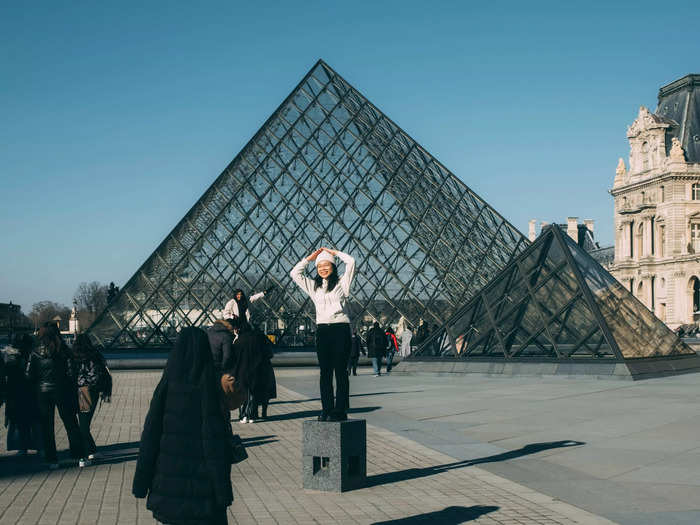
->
[240,417,249,424]
[79,458,92,468]
[247,418,255,424]
[48,463,60,470]
[88,453,100,461]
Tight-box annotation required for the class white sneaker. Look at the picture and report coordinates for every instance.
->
[48,463,60,470]
[247,418,255,424]
[373,374,379,377]
[79,458,92,468]
[88,453,100,461]
[240,417,249,424]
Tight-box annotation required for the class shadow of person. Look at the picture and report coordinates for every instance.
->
[372,505,499,524]
[365,440,584,488]
[269,390,425,405]
[262,406,381,422]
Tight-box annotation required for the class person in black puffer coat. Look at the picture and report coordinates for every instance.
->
[133,327,233,525]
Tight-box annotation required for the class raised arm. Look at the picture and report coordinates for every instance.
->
[249,292,265,303]
[290,251,322,297]
[334,251,355,296]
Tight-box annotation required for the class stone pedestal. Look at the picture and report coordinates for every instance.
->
[302,419,366,492]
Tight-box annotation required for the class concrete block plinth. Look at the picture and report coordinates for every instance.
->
[302,419,366,492]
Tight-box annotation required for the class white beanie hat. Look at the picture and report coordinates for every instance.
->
[315,251,335,267]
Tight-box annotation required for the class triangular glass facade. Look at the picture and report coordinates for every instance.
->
[412,226,694,361]
[87,60,528,349]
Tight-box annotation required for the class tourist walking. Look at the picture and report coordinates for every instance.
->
[4,334,40,454]
[223,287,272,325]
[400,324,413,357]
[133,327,233,525]
[73,334,110,461]
[207,319,236,375]
[385,327,399,374]
[347,331,362,376]
[26,323,86,469]
[367,322,386,377]
[290,247,355,421]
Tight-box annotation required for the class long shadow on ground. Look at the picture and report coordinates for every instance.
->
[261,406,381,422]
[365,440,584,488]
[270,390,424,405]
[372,505,499,524]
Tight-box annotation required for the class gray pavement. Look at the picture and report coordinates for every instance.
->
[275,367,700,525]
[0,370,615,524]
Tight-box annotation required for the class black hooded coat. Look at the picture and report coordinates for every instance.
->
[132,327,233,525]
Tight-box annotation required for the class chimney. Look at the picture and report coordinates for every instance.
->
[567,217,578,241]
[528,219,536,241]
[584,219,594,234]
[540,221,549,232]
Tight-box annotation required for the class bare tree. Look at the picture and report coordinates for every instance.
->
[73,281,109,328]
[29,301,71,330]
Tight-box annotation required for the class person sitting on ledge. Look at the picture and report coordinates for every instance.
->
[290,247,355,422]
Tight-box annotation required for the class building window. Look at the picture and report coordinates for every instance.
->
[641,191,646,204]
[630,278,634,295]
[650,217,655,255]
[629,221,634,258]
[636,222,644,258]
[651,276,655,311]
[660,186,665,202]
[659,225,665,257]
[692,223,700,253]
[638,281,644,306]
[693,183,700,200]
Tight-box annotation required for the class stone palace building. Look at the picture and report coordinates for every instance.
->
[610,74,700,328]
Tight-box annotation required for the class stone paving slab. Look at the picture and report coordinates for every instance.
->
[0,371,616,524]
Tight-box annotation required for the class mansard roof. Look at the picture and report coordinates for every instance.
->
[656,74,700,163]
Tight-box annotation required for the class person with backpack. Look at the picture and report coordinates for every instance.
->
[385,327,399,374]
[73,334,111,461]
[367,322,387,377]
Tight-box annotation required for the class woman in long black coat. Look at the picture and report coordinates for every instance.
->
[133,327,233,525]
[252,328,276,419]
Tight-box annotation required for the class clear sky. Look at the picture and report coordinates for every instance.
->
[2,1,699,312]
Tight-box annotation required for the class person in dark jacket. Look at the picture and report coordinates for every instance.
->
[229,322,264,423]
[367,322,387,377]
[385,327,399,374]
[347,331,362,376]
[26,323,86,468]
[133,327,233,525]
[207,319,236,375]
[73,334,109,461]
[251,328,276,420]
[4,333,41,454]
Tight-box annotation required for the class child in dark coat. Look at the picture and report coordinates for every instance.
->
[133,327,233,525]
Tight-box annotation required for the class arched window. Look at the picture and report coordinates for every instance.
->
[693,183,700,200]
[690,277,700,320]
[642,142,649,171]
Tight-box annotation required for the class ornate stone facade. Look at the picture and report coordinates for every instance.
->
[610,75,700,328]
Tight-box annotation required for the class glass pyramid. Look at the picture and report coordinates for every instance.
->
[411,225,695,362]
[87,60,528,350]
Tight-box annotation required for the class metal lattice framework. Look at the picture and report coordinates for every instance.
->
[410,226,695,361]
[87,60,528,350]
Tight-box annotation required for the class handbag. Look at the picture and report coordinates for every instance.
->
[78,386,93,413]
[220,373,245,410]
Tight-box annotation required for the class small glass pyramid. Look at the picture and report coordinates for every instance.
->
[411,225,695,363]
[87,60,528,349]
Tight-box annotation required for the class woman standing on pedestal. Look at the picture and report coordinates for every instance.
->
[290,247,355,421]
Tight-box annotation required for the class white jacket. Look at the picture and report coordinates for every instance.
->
[290,251,355,324]
[223,292,264,321]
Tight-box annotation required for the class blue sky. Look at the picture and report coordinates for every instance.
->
[2,1,699,311]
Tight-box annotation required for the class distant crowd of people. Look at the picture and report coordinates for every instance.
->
[0,323,112,470]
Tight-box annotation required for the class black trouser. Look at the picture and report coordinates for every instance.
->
[316,323,351,417]
[78,387,98,455]
[38,390,84,462]
[347,356,359,376]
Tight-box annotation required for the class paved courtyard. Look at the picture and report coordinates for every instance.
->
[0,370,614,525]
